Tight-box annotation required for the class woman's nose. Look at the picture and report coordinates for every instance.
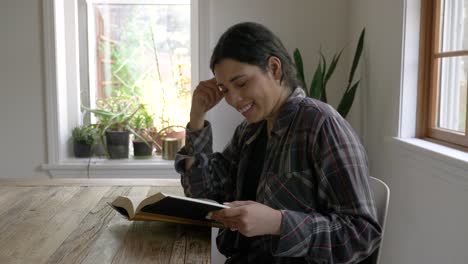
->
[226,90,243,104]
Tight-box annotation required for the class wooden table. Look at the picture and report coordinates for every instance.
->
[0,181,211,264]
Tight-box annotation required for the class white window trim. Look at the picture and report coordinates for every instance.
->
[42,0,209,178]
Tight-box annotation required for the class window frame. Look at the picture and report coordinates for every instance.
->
[417,0,468,151]
[42,0,208,178]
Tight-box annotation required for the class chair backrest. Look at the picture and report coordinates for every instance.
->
[211,227,226,264]
[368,176,390,264]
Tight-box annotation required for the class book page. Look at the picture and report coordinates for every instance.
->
[125,196,147,211]
[136,193,165,212]
[111,196,147,218]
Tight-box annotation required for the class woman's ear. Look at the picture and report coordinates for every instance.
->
[267,56,282,81]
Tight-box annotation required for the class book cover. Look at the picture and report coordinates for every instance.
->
[109,192,228,228]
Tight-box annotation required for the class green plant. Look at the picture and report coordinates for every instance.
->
[293,28,365,118]
[131,105,155,142]
[131,105,153,130]
[72,125,98,145]
[81,96,147,142]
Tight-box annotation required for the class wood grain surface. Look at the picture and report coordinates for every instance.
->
[0,185,211,264]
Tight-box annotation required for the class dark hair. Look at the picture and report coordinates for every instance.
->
[210,22,299,90]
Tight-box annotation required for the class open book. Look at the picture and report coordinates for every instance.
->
[109,192,229,228]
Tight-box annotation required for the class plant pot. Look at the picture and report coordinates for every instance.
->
[105,131,129,159]
[162,137,182,160]
[154,126,186,154]
[73,141,92,158]
[133,141,153,158]
[93,138,106,157]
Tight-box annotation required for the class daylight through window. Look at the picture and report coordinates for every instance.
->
[86,1,191,131]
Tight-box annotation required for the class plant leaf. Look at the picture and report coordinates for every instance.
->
[348,28,365,84]
[121,104,142,125]
[293,49,306,92]
[324,50,343,85]
[310,62,323,99]
[82,107,114,118]
[337,81,360,118]
[99,134,109,158]
[127,126,151,147]
[320,52,327,83]
[319,53,328,103]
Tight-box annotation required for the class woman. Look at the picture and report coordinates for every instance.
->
[175,22,381,263]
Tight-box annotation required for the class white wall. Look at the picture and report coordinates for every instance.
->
[0,0,49,178]
[350,0,468,263]
[0,0,351,179]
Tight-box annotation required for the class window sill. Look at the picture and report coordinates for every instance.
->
[389,137,468,183]
[42,155,179,178]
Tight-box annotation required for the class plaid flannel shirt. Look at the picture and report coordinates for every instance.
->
[175,88,381,263]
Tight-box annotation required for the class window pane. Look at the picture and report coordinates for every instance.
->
[437,56,467,133]
[439,0,468,52]
[91,3,191,130]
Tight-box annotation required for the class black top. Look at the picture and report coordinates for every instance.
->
[241,124,268,200]
[235,124,268,255]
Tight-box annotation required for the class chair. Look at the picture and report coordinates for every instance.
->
[367,176,390,264]
[210,177,390,264]
[211,227,226,264]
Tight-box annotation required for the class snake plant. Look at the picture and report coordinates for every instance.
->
[293,28,365,118]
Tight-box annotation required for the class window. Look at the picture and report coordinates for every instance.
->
[84,0,192,129]
[42,0,204,177]
[418,0,468,150]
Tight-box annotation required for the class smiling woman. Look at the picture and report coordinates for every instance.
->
[213,58,291,126]
[174,22,382,263]
[208,22,298,129]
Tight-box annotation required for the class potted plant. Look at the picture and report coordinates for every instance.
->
[82,96,146,159]
[131,106,154,158]
[293,28,365,118]
[71,125,98,158]
[149,125,186,155]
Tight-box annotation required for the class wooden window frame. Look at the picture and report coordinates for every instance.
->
[417,0,468,151]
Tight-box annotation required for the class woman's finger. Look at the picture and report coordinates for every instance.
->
[214,86,224,103]
[224,200,256,207]
[211,207,243,220]
[216,218,240,230]
[191,78,224,115]
[196,89,213,108]
[203,78,224,102]
[196,86,214,108]
[198,82,220,108]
